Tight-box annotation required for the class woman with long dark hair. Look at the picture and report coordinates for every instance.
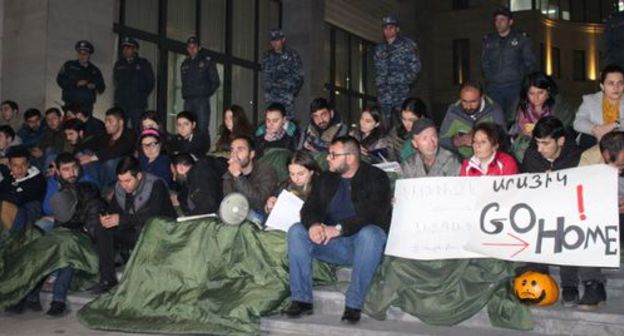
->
[213,105,253,154]
[349,106,391,163]
[264,151,321,214]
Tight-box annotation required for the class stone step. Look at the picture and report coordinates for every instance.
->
[309,288,624,336]
[261,314,560,336]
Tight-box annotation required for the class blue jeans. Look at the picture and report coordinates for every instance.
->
[26,219,74,303]
[487,82,521,124]
[287,223,387,309]
[184,97,212,138]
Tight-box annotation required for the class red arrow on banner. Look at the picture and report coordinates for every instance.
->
[481,232,530,258]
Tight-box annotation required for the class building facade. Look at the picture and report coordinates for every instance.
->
[0,0,621,138]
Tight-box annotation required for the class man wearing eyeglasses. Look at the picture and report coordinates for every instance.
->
[284,136,391,323]
[56,40,105,117]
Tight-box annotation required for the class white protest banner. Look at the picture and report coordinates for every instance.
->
[264,190,304,232]
[385,176,487,259]
[465,165,619,267]
[385,165,620,268]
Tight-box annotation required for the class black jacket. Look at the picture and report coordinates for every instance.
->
[522,135,582,173]
[56,60,105,106]
[113,56,155,110]
[301,162,391,236]
[58,182,106,238]
[181,49,220,99]
[0,166,46,206]
[178,157,224,216]
[168,132,210,158]
[93,128,137,162]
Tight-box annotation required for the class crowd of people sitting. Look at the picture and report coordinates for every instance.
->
[1,64,623,322]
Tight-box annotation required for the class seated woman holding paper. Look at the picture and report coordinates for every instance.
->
[264,151,321,214]
[349,106,391,164]
[460,122,518,176]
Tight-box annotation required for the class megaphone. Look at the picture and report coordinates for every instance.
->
[218,193,250,226]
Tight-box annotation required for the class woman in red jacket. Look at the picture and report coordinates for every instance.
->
[460,122,518,176]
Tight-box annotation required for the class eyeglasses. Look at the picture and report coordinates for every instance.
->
[141,142,160,149]
[327,152,353,160]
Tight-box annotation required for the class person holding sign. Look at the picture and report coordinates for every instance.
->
[264,151,320,214]
[284,136,391,323]
[400,118,461,178]
[460,122,518,176]
[570,131,624,309]
[521,116,585,307]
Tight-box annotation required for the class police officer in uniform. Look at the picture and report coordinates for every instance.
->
[261,29,304,119]
[481,7,536,124]
[181,36,220,138]
[56,40,105,117]
[603,11,624,69]
[374,15,421,127]
[113,37,155,129]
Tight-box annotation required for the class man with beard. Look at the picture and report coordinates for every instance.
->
[300,97,348,152]
[77,107,136,187]
[37,152,98,232]
[222,135,278,215]
[7,173,105,316]
[439,80,506,159]
[284,136,391,323]
[171,153,223,216]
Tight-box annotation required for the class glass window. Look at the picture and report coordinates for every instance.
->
[620,0,624,11]
[510,0,533,11]
[366,45,376,95]
[586,0,601,22]
[351,38,365,94]
[137,40,159,110]
[258,0,281,60]
[570,0,586,22]
[125,0,158,33]
[561,0,571,20]
[232,66,256,124]
[166,51,224,136]
[334,92,349,125]
[232,0,256,61]
[167,0,196,42]
[573,50,587,81]
[334,29,349,89]
[452,0,470,10]
[200,0,226,53]
[452,39,470,85]
[166,52,186,134]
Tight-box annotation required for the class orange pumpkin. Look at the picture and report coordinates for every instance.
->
[513,271,559,306]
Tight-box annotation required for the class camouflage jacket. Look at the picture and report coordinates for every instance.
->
[262,46,304,97]
[374,36,421,107]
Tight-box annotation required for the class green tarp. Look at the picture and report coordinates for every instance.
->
[77,217,532,335]
[0,227,99,309]
[78,217,336,336]
[364,257,533,330]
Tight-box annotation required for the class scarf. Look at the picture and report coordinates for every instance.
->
[517,104,553,136]
[264,127,285,142]
[602,95,620,125]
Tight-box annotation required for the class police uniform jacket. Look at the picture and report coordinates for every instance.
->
[56,60,105,107]
[113,56,155,110]
[262,46,303,96]
[181,49,220,100]
[481,29,536,86]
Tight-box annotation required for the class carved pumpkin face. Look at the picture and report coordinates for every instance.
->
[514,271,559,306]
